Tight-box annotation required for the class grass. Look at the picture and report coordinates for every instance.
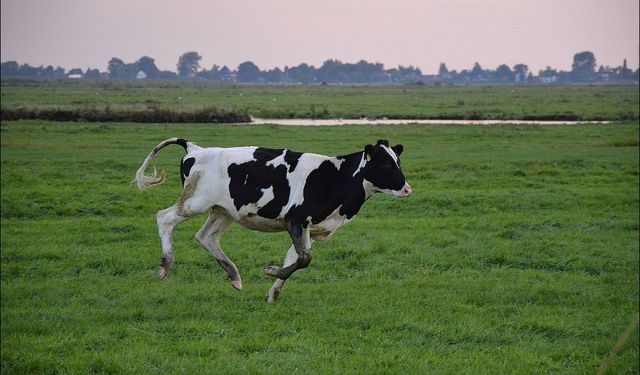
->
[0,105,250,123]
[1,121,638,374]
[1,79,638,121]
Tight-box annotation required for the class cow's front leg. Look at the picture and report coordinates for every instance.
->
[266,244,297,303]
[265,222,311,281]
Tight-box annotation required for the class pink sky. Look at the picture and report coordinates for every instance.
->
[1,0,638,74]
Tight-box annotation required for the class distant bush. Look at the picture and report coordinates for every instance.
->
[0,105,251,123]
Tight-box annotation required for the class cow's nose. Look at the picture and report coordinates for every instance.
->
[401,184,412,197]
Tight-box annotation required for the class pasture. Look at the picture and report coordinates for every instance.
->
[1,120,638,374]
[1,79,638,121]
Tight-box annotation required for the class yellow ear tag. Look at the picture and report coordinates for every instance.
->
[366,154,371,161]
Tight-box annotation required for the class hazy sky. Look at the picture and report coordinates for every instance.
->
[1,0,638,74]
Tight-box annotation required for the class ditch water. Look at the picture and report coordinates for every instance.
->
[246,118,610,126]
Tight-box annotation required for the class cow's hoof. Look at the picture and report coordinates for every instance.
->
[266,288,280,303]
[264,266,280,278]
[230,279,243,291]
[157,266,168,280]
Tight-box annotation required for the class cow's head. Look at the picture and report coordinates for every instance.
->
[362,139,412,198]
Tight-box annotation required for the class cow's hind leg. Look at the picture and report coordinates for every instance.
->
[155,169,213,279]
[196,209,242,290]
[156,204,191,279]
[267,244,297,303]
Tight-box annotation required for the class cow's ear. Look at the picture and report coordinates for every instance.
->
[392,144,404,156]
[364,144,374,161]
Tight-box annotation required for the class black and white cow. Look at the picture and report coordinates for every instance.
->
[134,138,412,302]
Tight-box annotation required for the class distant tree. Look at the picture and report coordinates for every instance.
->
[157,70,178,79]
[136,56,160,79]
[108,58,126,79]
[84,68,101,79]
[438,63,449,77]
[317,59,342,82]
[287,63,316,83]
[53,67,66,78]
[471,62,484,80]
[571,51,596,81]
[495,64,514,83]
[619,58,632,80]
[513,64,528,83]
[198,64,221,80]
[68,68,83,76]
[237,61,261,82]
[177,51,202,78]
[526,72,534,82]
[42,65,55,77]
[264,67,284,83]
[538,66,557,77]
[1,61,20,76]
[18,64,40,77]
[396,65,422,82]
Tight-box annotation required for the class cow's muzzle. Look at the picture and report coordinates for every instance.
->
[396,183,413,198]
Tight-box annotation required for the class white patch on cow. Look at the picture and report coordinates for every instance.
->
[352,153,367,177]
[380,144,399,165]
[329,157,345,169]
[310,205,353,242]
[265,149,287,168]
[257,186,275,207]
[362,179,377,197]
[377,183,412,198]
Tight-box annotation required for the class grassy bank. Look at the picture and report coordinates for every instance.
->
[1,79,638,121]
[0,105,250,123]
[1,121,638,374]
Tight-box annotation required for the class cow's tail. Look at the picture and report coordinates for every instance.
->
[134,138,196,191]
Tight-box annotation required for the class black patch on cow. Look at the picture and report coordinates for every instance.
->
[180,157,195,185]
[376,139,390,147]
[392,144,403,157]
[176,138,189,151]
[254,147,285,163]
[257,164,290,218]
[284,150,303,172]
[227,148,291,218]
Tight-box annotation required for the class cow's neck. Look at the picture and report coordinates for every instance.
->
[334,151,370,219]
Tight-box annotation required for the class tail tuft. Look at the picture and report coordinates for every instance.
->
[133,138,189,191]
[134,166,167,191]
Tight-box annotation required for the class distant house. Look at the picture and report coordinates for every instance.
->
[514,73,525,83]
[136,70,147,80]
[218,66,236,82]
[67,68,84,79]
[540,76,558,84]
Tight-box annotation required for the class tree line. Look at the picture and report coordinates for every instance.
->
[1,51,638,84]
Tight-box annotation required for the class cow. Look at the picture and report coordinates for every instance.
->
[134,138,412,302]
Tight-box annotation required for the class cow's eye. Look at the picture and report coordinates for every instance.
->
[381,162,392,170]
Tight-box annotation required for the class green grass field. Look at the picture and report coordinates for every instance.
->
[1,120,638,374]
[1,79,638,120]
